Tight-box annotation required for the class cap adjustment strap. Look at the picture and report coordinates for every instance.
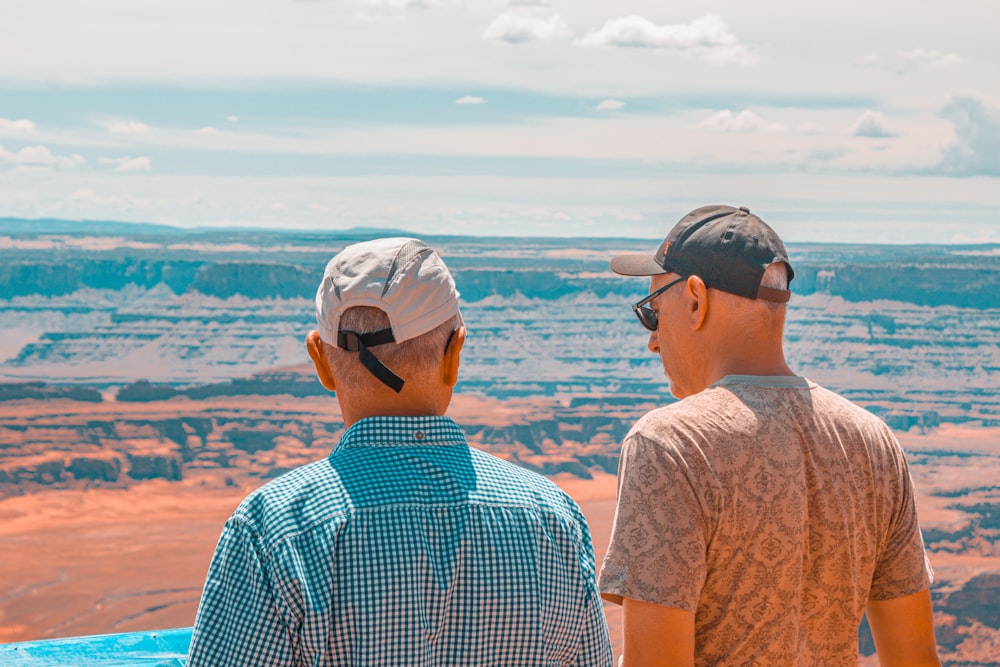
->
[336,328,405,393]
[755,286,791,303]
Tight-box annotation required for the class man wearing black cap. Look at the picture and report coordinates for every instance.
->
[189,238,612,666]
[599,207,939,665]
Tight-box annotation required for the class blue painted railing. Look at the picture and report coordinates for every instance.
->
[0,628,191,666]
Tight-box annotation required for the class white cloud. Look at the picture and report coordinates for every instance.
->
[852,54,882,68]
[0,118,37,135]
[0,144,85,168]
[596,99,625,111]
[197,127,218,135]
[108,121,152,135]
[226,116,240,123]
[850,110,897,138]
[455,96,485,105]
[854,49,960,74]
[899,48,961,71]
[806,145,847,162]
[938,96,1000,176]
[15,146,58,165]
[576,14,756,65]
[70,188,116,206]
[361,0,450,7]
[483,11,570,44]
[99,156,152,172]
[794,122,826,135]
[118,157,152,172]
[698,109,782,133]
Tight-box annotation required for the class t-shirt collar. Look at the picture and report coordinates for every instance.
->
[712,374,812,389]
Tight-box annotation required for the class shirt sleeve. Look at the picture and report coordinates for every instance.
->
[869,440,933,601]
[599,431,711,613]
[187,517,299,666]
[569,507,615,667]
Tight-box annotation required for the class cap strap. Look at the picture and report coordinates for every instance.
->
[756,286,791,303]
[336,329,405,393]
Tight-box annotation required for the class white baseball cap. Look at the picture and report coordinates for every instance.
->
[314,237,461,391]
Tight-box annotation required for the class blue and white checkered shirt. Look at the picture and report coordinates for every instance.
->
[188,415,612,666]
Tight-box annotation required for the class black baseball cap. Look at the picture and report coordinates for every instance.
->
[610,205,794,302]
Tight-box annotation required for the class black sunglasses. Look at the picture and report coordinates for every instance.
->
[632,276,685,332]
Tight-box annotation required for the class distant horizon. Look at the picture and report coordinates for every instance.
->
[3,215,1000,247]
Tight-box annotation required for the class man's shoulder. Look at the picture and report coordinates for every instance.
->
[630,385,745,440]
[229,457,345,547]
[627,376,872,441]
[630,377,898,451]
[239,456,340,504]
[809,381,886,418]
[776,378,898,439]
[466,446,586,521]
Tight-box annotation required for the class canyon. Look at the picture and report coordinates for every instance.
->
[0,220,998,663]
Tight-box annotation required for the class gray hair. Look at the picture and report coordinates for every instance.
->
[760,262,789,291]
[758,263,790,314]
[324,306,462,391]
[712,262,789,322]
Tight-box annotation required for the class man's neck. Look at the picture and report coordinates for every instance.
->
[340,397,449,429]
[701,354,794,393]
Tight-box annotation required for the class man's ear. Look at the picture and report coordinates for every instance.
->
[306,330,337,392]
[685,275,710,331]
[442,325,466,388]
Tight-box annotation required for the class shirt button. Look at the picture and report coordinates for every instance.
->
[413,431,425,441]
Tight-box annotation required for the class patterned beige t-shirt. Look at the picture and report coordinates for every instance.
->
[599,375,931,666]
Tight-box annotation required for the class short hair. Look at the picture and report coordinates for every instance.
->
[712,262,789,322]
[760,262,789,291]
[324,306,461,392]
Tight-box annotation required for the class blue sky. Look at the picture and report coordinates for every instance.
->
[1,0,998,242]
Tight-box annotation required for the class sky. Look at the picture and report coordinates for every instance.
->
[1,0,998,243]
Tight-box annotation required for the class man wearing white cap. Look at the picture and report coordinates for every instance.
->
[188,238,612,666]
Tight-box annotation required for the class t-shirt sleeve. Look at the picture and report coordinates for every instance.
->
[187,517,299,666]
[598,430,711,612]
[869,439,933,601]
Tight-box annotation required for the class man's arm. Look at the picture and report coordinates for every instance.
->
[866,589,940,667]
[574,579,615,666]
[188,519,298,666]
[600,432,707,667]
[621,597,695,667]
[564,502,614,666]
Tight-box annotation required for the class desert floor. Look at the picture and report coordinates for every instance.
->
[3,425,999,661]
[0,467,624,656]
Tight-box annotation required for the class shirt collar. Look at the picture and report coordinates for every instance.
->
[333,415,468,453]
